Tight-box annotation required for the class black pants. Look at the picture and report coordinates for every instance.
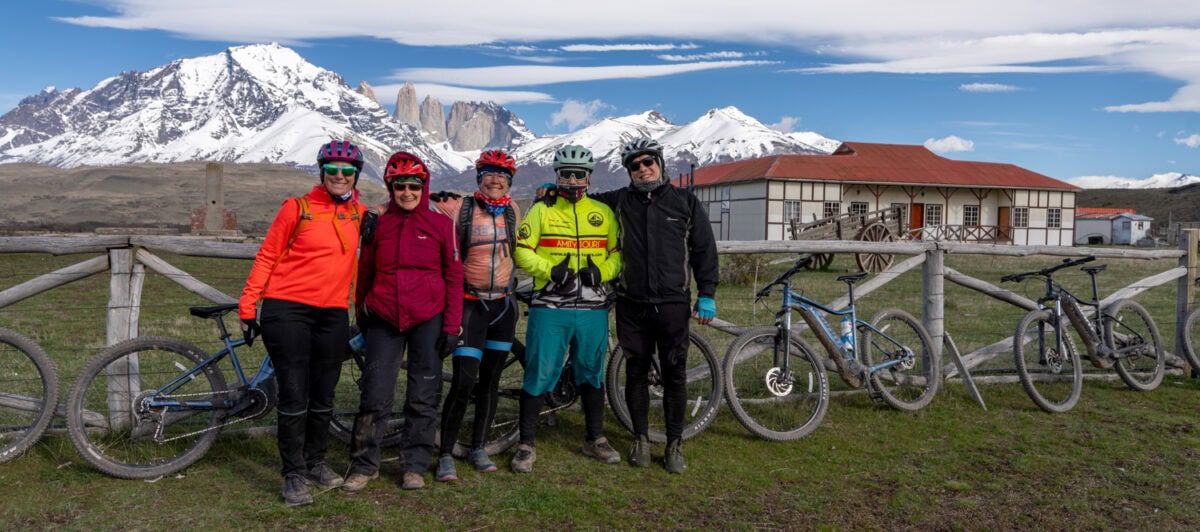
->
[259,299,348,478]
[439,297,516,455]
[349,313,443,475]
[615,300,691,442]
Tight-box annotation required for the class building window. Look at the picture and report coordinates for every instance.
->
[925,204,943,227]
[890,203,908,224]
[823,201,841,219]
[1047,208,1062,228]
[784,200,802,223]
[849,202,869,216]
[1014,207,1029,228]
[1136,221,1144,230]
[964,205,980,226]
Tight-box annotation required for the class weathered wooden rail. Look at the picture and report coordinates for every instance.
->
[1,231,1197,405]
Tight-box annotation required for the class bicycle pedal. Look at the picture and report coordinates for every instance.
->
[865,378,885,404]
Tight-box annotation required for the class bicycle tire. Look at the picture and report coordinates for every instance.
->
[1182,305,1200,377]
[862,308,940,411]
[329,356,454,449]
[722,326,829,442]
[605,330,723,443]
[0,328,59,463]
[1012,309,1083,413]
[1104,299,1164,391]
[65,336,227,479]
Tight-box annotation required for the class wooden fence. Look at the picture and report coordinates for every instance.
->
[2,231,1197,399]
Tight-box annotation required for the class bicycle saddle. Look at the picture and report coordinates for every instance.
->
[1080,264,1107,274]
[836,272,870,284]
[189,303,238,318]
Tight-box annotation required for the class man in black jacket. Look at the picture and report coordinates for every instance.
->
[588,137,720,473]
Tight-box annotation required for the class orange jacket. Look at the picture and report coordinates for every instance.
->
[433,196,521,300]
[239,186,366,320]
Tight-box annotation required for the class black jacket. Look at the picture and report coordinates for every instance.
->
[591,183,719,305]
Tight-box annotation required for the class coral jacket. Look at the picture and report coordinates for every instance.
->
[239,185,366,320]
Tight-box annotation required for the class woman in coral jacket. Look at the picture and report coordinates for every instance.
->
[237,139,367,507]
[343,151,464,492]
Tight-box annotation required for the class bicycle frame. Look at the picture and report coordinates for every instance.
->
[1030,264,1110,362]
[143,315,274,414]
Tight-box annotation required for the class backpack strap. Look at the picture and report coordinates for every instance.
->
[274,197,311,266]
[504,204,517,257]
[457,198,474,263]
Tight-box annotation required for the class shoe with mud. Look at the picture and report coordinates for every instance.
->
[582,436,620,464]
[510,443,536,473]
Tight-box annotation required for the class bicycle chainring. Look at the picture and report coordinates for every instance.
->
[765,367,794,397]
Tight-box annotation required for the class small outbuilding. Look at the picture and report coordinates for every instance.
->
[1073,208,1153,245]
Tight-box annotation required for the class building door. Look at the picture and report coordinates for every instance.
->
[998,207,1011,241]
[910,203,925,240]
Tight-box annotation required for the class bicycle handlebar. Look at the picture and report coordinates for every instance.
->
[754,255,814,300]
[1000,255,1096,283]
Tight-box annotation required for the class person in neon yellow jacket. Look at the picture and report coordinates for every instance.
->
[509,144,622,473]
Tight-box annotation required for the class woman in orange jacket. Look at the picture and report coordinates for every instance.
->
[238,140,367,506]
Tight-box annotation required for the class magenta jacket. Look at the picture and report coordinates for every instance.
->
[356,177,463,335]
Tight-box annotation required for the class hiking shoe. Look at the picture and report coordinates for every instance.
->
[401,472,425,490]
[436,455,459,482]
[629,435,651,468]
[341,471,378,493]
[511,443,536,474]
[582,436,620,464]
[282,474,313,506]
[468,448,498,472]
[664,440,687,474]
[304,462,345,489]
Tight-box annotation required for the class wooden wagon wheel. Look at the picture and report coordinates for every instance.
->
[797,253,834,271]
[855,222,895,273]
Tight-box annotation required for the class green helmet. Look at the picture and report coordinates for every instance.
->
[552,144,594,172]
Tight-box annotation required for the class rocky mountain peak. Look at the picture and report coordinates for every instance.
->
[394,82,419,126]
[356,81,378,104]
[420,95,447,143]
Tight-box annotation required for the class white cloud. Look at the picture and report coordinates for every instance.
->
[658,51,746,61]
[389,61,776,88]
[551,99,612,131]
[767,116,800,132]
[561,43,698,52]
[924,135,975,153]
[960,82,1020,92]
[1175,134,1200,148]
[371,83,554,106]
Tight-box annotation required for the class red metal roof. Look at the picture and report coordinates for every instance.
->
[692,142,1081,191]
[1076,207,1136,216]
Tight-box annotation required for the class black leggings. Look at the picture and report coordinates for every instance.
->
[616,301,691,442]
[258,298,348,477]
[439,297,516,455]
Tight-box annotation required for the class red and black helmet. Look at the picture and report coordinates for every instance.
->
[474,149,518,176]
[384,151,429,184]
[317,140,364,171]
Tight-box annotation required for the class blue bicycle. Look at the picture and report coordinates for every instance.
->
[722,255,938,441]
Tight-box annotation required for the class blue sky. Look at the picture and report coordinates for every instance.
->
[3,0,1199,184]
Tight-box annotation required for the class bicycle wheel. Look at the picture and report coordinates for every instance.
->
[862,308,940,411]
[450,350,524,458]
[0,328,59,463]
[65,337,227,479]
[722,326,828,442]
[1012,310,1083,413]
[1182,305,1200,376]
[605,330,722,443]
[1104,299,1164,391]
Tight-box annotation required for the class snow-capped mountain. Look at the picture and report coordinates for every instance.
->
[0,43,456,180]
[1068,172,1200,189]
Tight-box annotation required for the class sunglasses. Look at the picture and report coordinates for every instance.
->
[391,181,423,192]
[557,169,589,181]
[627,157,657,171]
[323,164,358,178]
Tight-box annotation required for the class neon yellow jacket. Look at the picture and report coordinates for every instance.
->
[515,195,621,309]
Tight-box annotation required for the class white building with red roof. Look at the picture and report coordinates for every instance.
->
[688,142,1082,246]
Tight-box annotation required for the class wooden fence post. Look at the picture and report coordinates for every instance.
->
[1176,229,1198,372]
[923,246,945,369]
[105,247,144,429]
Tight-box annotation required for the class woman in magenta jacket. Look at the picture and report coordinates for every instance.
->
[344,151,464,492]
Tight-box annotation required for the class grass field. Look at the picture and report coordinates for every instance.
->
[1,250,1198,529]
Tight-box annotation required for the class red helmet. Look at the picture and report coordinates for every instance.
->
[384,151,429,184]
[475,149,517,176]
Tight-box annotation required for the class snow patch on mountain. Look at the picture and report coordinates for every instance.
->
[1068,172,1200,189]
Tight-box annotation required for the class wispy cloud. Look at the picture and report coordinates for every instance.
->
[658,51,748,61]
[767,116,800,132]
[371,83,554,106]
[1175,133,1200,148]
[960,82,1021,92]
[389,61,776,88]
[561,43,698,52]
[551,99,612,131]
[925,135,975,153]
